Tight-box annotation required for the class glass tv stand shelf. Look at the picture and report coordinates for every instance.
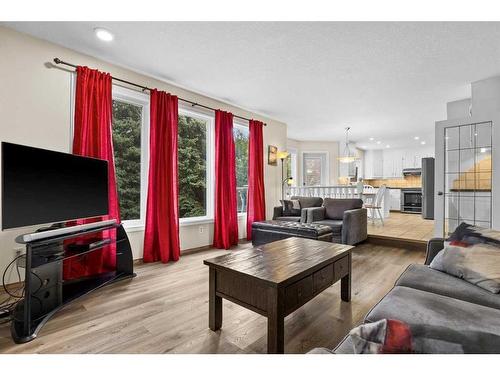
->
[10,220,136,344]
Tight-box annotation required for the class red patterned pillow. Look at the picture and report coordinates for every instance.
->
[349,319,413,354]
[448,240,470,247]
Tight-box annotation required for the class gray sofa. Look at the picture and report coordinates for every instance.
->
[305,198,367,245]
[312,238,500,354]
[272,196,323,223]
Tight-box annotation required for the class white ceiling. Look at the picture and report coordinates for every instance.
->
[5,22,500,149]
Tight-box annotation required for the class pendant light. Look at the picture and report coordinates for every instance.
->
[338,127,359,164]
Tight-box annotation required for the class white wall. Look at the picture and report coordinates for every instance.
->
[447,98,471,120]
[0,27,287,280]
[287,139,340,185]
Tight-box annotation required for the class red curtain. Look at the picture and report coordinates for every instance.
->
[64,66,119,280]
[143,90,180,263]
[213,110,239,249]
[246,120,266,240]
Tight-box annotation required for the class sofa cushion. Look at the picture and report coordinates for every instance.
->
[323,198,363,220]
[275,216,301,222]
[291,196,323,209]
[365,286,500,353]
[396,264,500,310]
[312,220,343,235]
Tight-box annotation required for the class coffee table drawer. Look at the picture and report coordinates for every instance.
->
[334,256,349,280]
[216,270,268,312]
[285,275,313,314]
[313,264,334,293]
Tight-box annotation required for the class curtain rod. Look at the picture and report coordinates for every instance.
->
[53,58,267,126]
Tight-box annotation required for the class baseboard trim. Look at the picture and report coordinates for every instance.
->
[134,238,252,263]
[366,234,427,251]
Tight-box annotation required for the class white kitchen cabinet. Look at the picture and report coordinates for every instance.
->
[363,149,384,178]
[382,149,405,178]
[389,188,401,211]
[382,149,392,177]
[363,147,434,179]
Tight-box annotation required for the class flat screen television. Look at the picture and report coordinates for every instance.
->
[1,142,109,230]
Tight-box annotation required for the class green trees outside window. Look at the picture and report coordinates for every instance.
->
[178,114,207,218]
[233,125,249,213]
[112,100,142,221]
[112,103,250,222]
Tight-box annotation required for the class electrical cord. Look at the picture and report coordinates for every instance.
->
[1,270,43,308]
[2,254,25,299]
[1,254,55,325]
[1,254,27,324]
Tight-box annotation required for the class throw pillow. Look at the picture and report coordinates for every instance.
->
[447,222,500,247]
[430,242,500,293]
[349,319,413,354]
[429,223,500,293]
[280,199,301,216]
[349,320,492,353]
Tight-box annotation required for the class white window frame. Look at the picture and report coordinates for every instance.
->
[112,85,150,230]
[288,147,298,186]
[301,151,330,186]
[178,105,215,225]
[233,118,249,218]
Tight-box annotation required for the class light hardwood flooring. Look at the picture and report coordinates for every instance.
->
[367,212,435,242]
[0,242,424,354]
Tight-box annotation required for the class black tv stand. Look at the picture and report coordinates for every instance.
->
[10,221,135,343]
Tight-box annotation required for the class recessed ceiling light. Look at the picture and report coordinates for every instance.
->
[420,141,426,145]
[480,147,487,153]
[414,136,420,140]
[94,27,114,42]
[376,141,381,145]
[369,137,374,141]
[386,145,390,148]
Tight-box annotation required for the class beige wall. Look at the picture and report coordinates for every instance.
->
[287,139,340,185]
[0,27,287,281]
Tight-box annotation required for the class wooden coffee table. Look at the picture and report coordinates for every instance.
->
[203,237,353,354]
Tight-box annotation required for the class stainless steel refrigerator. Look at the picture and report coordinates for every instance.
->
[421,157,435,220]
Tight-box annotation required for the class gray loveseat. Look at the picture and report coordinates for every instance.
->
[272,196,323,223]
[311,238,500,354]
[305,198,367,245]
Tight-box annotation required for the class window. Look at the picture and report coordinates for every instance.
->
[178,107,213,221]
[286,148,297,186]
[178,110,247,222]
[112,86,149,227]
[233,122,249,213]
[302,152,328,186]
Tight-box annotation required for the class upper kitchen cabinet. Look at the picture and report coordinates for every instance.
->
[383,149,404,178]
[362,146,435,179]
[363,149,384,178]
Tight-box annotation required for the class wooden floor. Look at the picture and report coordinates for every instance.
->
[0,242,424,354]
[367,212,435,242]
